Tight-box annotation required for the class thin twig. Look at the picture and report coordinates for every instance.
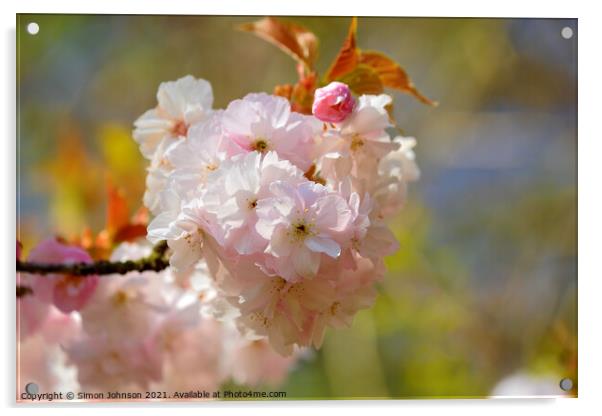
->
[16,241,169,298]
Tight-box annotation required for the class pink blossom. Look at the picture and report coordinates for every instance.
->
[127,82,420,359]
[147,189,222,274]
[172,201,222,274]
[164,112,230,199]
[221,93,319,171]
[18,305,82,394]
[133,75,213,160]
[65,334,163,391]
[312,81,355,123]
[309,256,383,336]
[226,338,298,386]
[154,317,224,392]
[27,238,98,313]
[17,274,51,340]
[38,307,81,344]
[256,181,353,280]
[232,272,336,355]
[315,94,397,188]
[18,318,80,395]
[80,272,160,341]
[201,151,306,255]
[134,76,214,215]
[17,241,52,339]
[219,255,384,355]
[371,136,420,218]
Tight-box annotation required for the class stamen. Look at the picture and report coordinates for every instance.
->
[330,301,341,315]
[172,119,188,137]
[290,220,315,242]
[350,133,365,152]
[251,138,270,153]
[112,290,128,306]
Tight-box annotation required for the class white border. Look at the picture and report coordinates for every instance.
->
[3,0,601,415]
[1,0,586,17]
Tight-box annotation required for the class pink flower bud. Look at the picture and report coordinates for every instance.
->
[312,81,355,123]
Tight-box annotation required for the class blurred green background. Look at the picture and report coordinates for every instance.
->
[16,15,577,398]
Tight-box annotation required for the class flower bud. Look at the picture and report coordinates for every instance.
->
[312,82,355,123]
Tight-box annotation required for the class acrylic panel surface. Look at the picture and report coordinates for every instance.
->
[16,14,577,401]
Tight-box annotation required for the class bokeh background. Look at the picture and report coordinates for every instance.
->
[17,15,577,398]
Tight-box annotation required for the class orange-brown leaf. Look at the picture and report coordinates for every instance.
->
[385,102,396,125]
[131,206,150,226]
[338,64,384,95]
[273,84,294,100]
[106,182,129,235]
[113,224,148,244]
[325,17,359,81]
[78,227,95,251]
[358,50,437,106]
[290,70,317,115]
[239,17,318,70]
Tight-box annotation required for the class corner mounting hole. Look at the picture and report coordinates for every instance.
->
[559,377,573,392]
[561,26,573,39]
[25,382,39,395]
[27,22,39,35]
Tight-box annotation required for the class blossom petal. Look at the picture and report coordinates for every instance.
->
[292,248,320,279]
[305,236,341,258]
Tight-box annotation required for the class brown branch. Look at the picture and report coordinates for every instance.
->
[16,241,169,298]
[16,285,33,298]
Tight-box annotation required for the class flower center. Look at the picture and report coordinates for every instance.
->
[247,198,258,210]
[268,276,287,295]
[290,220,314,242]
[304,164,327,186]
[159,157,173,169]
[330,301,341,315]
[249,311,271,329]
[350,133,365,152]
[251,138,270,153]
[112,290,129,306]
[172,119,189,137]
[250,340,265,349]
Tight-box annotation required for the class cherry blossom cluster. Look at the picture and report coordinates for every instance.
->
[17,73,419,393]
[134,75,419,355]
[18,239,297,392]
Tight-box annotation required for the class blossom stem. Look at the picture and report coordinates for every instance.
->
[16,241,169,297]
